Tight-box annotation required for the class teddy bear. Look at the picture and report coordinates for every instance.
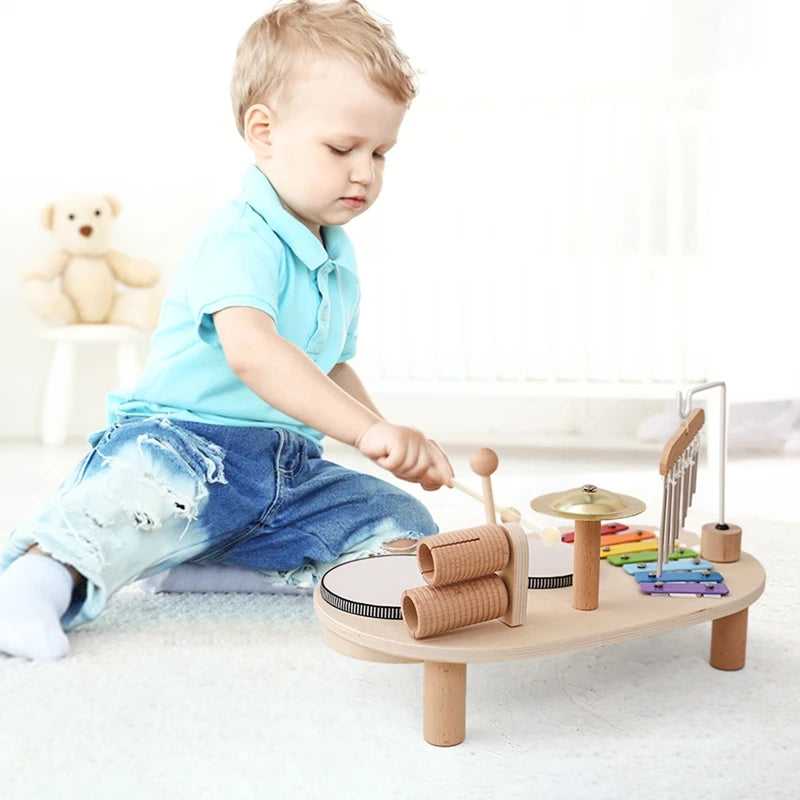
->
[21,194,163,331]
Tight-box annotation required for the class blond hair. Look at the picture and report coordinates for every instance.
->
[231,0,417,138]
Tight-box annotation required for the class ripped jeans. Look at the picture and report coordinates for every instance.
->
[1,417,438,629]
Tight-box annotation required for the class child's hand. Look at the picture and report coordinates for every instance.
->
[356,421,454,490]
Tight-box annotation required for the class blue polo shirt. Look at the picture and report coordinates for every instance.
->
[107,165,360,442]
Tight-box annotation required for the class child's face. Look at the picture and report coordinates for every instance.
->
[253,59,406,240]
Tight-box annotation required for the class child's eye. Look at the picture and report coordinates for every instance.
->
[372,151,386,160]
[328,146,351,155]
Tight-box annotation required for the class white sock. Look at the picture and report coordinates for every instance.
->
[0,554,74,661]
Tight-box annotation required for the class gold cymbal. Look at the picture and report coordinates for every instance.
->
[530,483,646,521]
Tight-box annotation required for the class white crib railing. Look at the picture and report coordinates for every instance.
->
[347,81,713,441]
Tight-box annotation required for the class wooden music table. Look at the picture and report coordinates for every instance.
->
[313,537,765,746]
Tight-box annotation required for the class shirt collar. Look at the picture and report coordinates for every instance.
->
[241,164,356,273]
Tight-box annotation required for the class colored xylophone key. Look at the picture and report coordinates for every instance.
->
[598,529,656,547]
[607,548,699,566]
[634,570,724,584]
[623,557,713,575]
[640,582,729,597]
[561,523,629,543]
[600,540,660,558]
[563,528,656,547]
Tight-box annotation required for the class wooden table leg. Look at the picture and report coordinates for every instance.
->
[573,519,602,611]
[710,607,749,670]
[423,662,466,746]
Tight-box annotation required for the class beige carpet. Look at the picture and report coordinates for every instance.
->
[1,442,798,799]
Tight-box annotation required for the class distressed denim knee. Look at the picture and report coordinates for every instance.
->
[2,418,228,628]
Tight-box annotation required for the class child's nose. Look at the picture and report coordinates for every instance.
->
[350,155,375,185]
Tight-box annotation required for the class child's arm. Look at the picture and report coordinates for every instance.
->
[214,306,453,489]
[328,361,453,491]
[327,361,382,417]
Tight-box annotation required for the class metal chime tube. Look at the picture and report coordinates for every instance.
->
[658,473,674,579]
[657,432,703,579]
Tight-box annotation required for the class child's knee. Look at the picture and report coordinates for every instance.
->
[373,492,438,546]
[398,493,438,536]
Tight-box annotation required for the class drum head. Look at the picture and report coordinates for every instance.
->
[527,538,574,589]
[320,538,574,618]
[320,555,422,620]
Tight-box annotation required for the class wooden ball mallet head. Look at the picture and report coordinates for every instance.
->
[469,447,500,524]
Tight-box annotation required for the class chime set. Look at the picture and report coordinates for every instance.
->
[609,408,729,597]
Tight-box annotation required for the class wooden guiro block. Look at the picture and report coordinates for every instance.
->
[402,575,508,639]
[417,525,510,586]
[401,523,529,639]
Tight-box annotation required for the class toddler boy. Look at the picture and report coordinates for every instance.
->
[0,0,452,661]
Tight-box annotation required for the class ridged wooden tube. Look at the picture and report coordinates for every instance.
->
[417,524,510,586]
[402,574,509,639]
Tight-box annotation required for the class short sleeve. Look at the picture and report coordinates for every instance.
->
[186,232,282,345]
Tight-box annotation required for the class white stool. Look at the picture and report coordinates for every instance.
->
[39,324,147,446]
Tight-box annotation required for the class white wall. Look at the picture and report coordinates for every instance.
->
[1,0,797,443]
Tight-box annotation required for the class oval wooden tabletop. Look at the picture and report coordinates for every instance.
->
[313,542,766,665]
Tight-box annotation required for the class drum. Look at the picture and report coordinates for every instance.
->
[319,537,574,619]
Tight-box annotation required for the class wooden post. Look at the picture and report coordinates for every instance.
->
[572,519,602,611]
[710,608,748,670]
[423,662,467,746]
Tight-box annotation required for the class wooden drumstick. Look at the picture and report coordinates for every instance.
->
[451,478,508,519]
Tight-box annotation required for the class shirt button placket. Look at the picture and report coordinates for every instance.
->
[311,262,333,352]
[319,263,332,325]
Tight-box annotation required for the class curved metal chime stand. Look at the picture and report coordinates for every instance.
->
[676,381,728,527]
[673,381,742,567]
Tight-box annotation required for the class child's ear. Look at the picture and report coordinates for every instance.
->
[244,104,274,157]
